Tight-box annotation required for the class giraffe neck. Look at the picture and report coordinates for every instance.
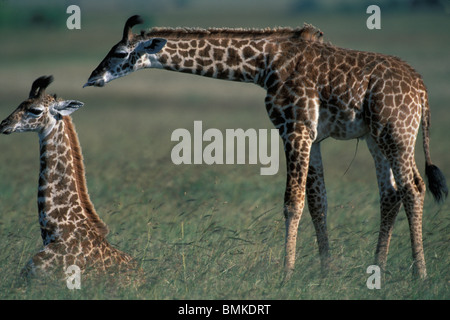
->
[37,117,108,246]
[147,29,283,86]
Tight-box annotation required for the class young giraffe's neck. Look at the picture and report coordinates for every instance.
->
[37,117,108,246]
[146,28,297,87]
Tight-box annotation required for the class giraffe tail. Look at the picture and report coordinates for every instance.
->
[422,98,448,203]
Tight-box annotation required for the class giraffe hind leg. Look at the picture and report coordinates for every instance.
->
[405,162,427,278]
[366,135,402,273]
[369,135,427,279]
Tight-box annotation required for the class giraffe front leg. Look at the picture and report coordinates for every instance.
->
[282,129,312,280]
[283,189,304,279]
[306,143,330,275]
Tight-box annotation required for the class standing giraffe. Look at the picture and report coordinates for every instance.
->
[84,16,447,279]
[0,76,139,280]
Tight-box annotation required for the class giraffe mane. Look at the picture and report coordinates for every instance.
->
[298,23,324,42]
[63,116,110,237]
[144,24,324,42]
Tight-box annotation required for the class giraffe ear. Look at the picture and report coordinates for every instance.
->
[139,38,167,54]
[52,100,84,116]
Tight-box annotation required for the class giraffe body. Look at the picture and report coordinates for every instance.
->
[85,16,448,279]
[0,76,139,279]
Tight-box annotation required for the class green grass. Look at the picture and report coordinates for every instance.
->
[0,1,449,299]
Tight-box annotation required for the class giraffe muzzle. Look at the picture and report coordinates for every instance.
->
[0,122,13,135]
[83,78,105,88]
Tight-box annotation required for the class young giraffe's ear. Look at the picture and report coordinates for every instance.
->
[52,100,84,116]
[139,38,167,54]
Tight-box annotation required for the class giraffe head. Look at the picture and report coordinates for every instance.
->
[84,15,167,88]
[0,76,84,137]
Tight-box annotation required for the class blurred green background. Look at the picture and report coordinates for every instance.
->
[0,0,448,299]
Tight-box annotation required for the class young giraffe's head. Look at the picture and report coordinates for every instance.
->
[84,15,167,88]
[0,76,84,137]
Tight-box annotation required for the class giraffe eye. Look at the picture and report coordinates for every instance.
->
[28,108,43,116]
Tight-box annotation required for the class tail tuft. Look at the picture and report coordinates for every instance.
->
[425,164,448,203]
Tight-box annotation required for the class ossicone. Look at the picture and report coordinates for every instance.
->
[122,15,144,43]
[29,75,54,99]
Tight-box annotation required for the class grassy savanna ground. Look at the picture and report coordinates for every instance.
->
[0,1,449,299]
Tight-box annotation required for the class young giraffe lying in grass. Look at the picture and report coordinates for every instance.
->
[0,76,141,282]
